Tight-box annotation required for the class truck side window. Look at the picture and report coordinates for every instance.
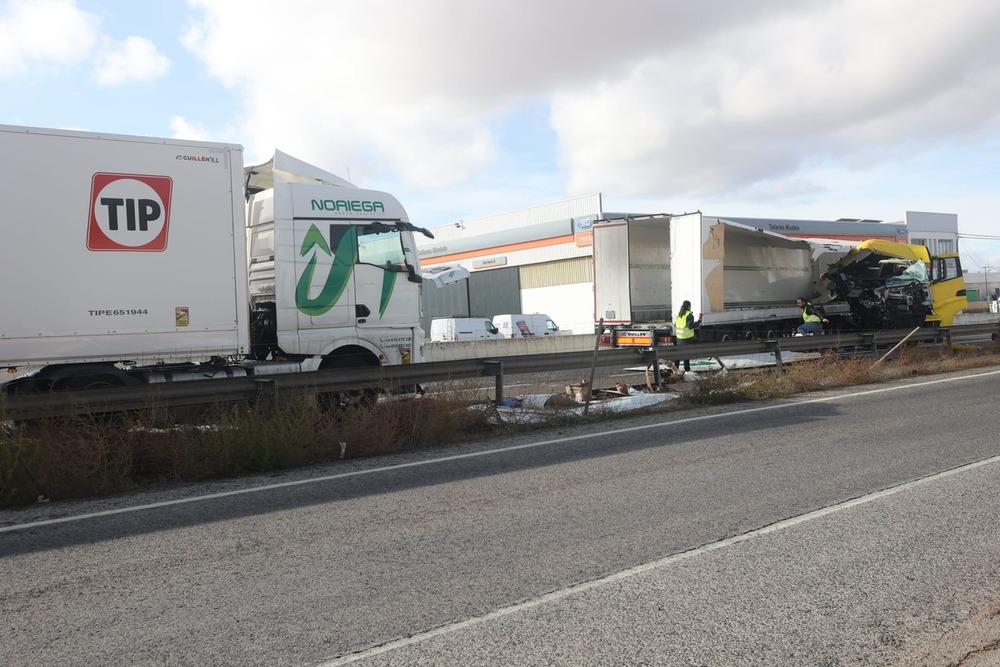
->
[327,225,353,253]
[249,226,274,262]
[932,257,961,282]
[357,225,407,272]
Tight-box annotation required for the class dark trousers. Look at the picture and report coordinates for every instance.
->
[676,337,695,372]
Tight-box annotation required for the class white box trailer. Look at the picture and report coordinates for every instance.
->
[1,126,249,370]
[1,124,431,394]
[668,212,855,337]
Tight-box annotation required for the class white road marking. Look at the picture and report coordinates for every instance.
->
[317,452,1000,665]
[3,369,998,534]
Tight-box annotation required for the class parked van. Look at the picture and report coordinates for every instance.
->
[429,317,506,342]
[492,314,563,338]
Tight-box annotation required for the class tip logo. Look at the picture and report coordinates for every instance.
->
[87,173,172,251]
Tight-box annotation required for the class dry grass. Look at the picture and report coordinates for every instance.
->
[2,341,998,508]
[0,394,493,507]
[686,342,1000,407]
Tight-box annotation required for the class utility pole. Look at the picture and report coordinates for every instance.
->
[986,266,996,312]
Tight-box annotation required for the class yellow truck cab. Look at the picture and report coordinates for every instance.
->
[823,240,967,328]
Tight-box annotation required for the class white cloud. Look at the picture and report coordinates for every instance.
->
[180,0,1000,242]
[93,35,170,86]
[0,0,99,75]
[170,116,211,141]
[181,1,797,187]
[552,1,1000,199]
[182,2,1000,191]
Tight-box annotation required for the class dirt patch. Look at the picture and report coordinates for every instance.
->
[890,601,1000,667]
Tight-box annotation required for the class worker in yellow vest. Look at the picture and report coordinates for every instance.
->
[795,296,829,335]
[674,300,702,372]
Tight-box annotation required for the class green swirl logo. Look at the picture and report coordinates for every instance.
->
[295,224,357,316]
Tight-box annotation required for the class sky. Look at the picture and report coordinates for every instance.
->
[3,0,1000,269]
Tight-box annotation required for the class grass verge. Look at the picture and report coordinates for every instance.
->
[2,342,998,509]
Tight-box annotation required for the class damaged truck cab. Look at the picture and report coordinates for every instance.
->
[820,240,966,330]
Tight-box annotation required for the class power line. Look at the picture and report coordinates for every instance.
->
[960,239,985,268]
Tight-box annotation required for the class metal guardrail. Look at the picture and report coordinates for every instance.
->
[2,323,997,421]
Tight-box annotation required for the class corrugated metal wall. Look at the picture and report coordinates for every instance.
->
[469,267,521,317]
[519,257,593,289]
[421,266,523,333]
[421,281,470,334]
[421,256,594,333]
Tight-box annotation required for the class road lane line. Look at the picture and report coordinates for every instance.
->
[317,452,1000,665]
[3,369,999,534]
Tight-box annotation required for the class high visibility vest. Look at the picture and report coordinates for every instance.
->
[802,303,822,323]
[675,312,695,339]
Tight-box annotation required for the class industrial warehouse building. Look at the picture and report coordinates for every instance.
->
[415,195,960,335]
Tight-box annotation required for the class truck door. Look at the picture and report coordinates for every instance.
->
[928,254,967,326]
[593,220,634,324]
[293,221,356,330]
[353,223,420,329]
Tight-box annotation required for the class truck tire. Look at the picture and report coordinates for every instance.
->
[318,352,380,410]
[64,374,121,391]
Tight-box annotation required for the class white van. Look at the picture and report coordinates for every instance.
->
[492,314,563,338]
[429,317,506,342]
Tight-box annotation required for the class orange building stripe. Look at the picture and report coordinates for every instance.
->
[421,234,577,266]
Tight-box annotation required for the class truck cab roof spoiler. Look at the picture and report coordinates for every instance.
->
[244,149,354,195]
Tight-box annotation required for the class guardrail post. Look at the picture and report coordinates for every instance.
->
[870,332,878,355]
[483,360,504,406]
[639,348,661,390]
[583,318,603,416]
[943,327,953,353]
[766,339,783,372]
[254,378,278,412]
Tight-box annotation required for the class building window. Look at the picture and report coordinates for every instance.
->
[938,239,954,253]
[911,237,927,248]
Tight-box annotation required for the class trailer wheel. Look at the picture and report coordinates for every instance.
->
[47,365,140,392]
[67,375,120,390]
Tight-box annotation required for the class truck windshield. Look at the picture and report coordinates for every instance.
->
[885,260,927,287]
[357,225,407,272]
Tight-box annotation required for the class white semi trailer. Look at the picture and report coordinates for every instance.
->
[0,124,432,394]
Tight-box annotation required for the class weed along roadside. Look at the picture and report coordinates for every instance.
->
[1,343,999,509]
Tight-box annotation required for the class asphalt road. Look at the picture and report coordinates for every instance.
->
[2,368,1000,666]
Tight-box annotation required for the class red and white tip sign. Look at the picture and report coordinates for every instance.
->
[87,173,172,252]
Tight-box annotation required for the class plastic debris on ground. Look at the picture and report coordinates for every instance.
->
[480,383,679,424]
